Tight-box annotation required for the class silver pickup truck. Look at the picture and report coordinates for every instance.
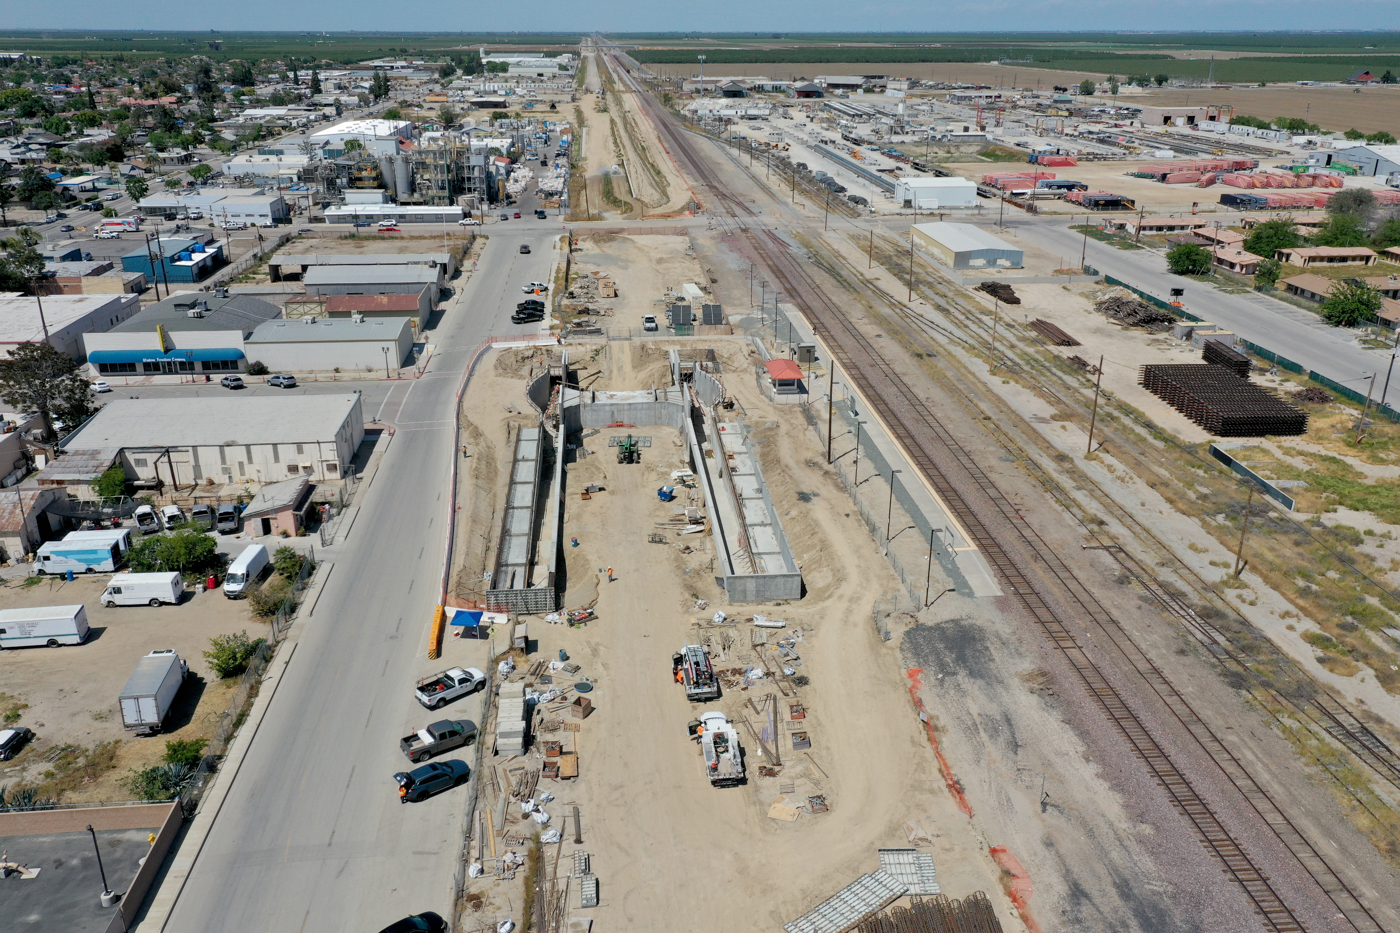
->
[400,719,478,762]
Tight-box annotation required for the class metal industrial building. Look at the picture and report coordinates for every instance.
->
[310,118,414,158]
[1330,144,1400,177]
[121,236,227,284]
[0,293,140,359]
[268,251,456,283]
[244,318,414,373]
[894,176,978,210]
[912,222,1023,270]
[61,395,366,485]
[84,292,281,378]
[303,265,444,307]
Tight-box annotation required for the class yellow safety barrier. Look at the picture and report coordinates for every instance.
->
[427,605,445,660]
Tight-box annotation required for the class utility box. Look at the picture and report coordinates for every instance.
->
[796,343,816,364]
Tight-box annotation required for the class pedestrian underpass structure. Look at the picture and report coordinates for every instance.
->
[501,345,803,604]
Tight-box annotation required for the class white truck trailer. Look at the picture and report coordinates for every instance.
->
[0,605,90,649]
[119,649,188,735]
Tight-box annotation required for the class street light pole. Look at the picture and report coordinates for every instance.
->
[382,345,390,379]
[86,824,119,907]
[854,420,867,484]
[885,469,902,540]
[826,373,836,463]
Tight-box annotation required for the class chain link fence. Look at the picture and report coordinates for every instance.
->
[179,553,316,815]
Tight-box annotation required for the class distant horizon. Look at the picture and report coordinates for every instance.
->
[3,27,1400,36]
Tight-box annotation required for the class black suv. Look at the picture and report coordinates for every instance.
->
[394,760,469,803]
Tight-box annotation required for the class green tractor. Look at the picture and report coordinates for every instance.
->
[617,434,641,465]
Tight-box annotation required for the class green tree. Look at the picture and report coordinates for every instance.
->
[1274,116,1320,134]
[439,105,457,126]
[1381,70,1397,85]
[1343,128,1366,140]
[188,163,212,184]
[1320,279,1382,327]
[309,69,322,95]
[1109,80,1120,96]
[230,60,255,86]
[72,110,103,129]
[1153,73,1169,86]
[127,528,219,575]
[438,61,455,80]
[1166,242,1212,275]
[15,166,54,201]
[1372,216,1400,250]
[1253,258,1282,288]
[204,630,265,678]
[0,183,12,227]
[1327,187,1376,218]
[1313,213,1368,248]
[125,175,149,203]
[1243,218,1301,259]
[1078,79,1095,96]
[383,107,402,120]
[1366,131,1397,145]
[93,464,128,499]
[163,175,182,191]
[147,130,172,152]
[0,340,95,439]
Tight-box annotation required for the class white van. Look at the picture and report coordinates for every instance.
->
[224,544,270,599]
[0,605,90,648]
[102,571,185,608]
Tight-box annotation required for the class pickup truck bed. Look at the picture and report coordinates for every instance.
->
[400,719,477,762]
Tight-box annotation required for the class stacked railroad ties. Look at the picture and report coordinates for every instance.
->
[1140,339,1308,437]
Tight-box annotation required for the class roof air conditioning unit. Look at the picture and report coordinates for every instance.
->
[214,286,228,298]
[186,308,204,318]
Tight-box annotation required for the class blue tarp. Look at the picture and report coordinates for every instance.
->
[448,610,484,627]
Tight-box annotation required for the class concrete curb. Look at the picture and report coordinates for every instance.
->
[134,561,332,932]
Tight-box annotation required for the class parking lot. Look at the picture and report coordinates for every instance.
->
[0,573,266,804]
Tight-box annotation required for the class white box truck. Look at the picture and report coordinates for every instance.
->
[35,538,121,575]
[119,649,188,735]
[223,544,270,599]
[0,605,90,649]
[102,572,184,608]
[62,528,134,555]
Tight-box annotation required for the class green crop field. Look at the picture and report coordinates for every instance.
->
[0,31,585,65]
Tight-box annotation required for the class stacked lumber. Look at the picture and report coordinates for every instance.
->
[1096,294,1175,330]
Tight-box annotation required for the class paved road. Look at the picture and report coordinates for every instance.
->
[158,224,562,933]
[1029,221,1400,409]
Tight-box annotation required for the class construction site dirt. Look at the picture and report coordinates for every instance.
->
[534,49,1400,930]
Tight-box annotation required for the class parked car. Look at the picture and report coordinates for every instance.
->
[190,504,214,528]
[378,221,400,231]
[535,209,547,218]
[393,760,470,803]
[376,912,448,933]
[104,192,122,201]
[517,299,545,311]
[159,504,186,527]
[512,310,544,324]
[133,505,162,535]
[92,380,111,393]
[0,727,35,761]
[513,211,521,219]
[400,719,477,762]
[220,375,245,389]
[59,224,74,232]
[523,282,548,293]
[519,244,531,254]
[96,230,121,239]
[268,373,297,388]
[353,220,373,228]
[499,213,509,221]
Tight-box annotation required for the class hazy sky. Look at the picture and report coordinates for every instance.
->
[7,1,1400,33]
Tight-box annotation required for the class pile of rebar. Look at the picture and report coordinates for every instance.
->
[1097,295,1176,331]
[1293,386,1333,404]
[976,281,1021,305]
[1028,319,1081,346]
[1202,340,1251,377]
[852,893,1004,933]
[1139,364,1308,436]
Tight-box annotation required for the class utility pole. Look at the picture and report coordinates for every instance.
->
[1380,343,1398,419]
[749,262,754,306]
[31,289,50,342]
[824,188,830,232]
[1135,204,1145,244]
[924,527,935,606]
[1233,486,1254,578]
[868,229,874,269]
[988,297,1000,371]
[1086,355,1105,455]
[854,421,867,484]
[1079,219,1089,271]
[885,469,902,540]
[1357,372,1376,443]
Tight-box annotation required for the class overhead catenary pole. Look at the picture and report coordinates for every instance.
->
[885,469,902,540]
[854,420,867,484]
[826,373,836,463]
[1234,486,1254,578]
[924,527,936,605]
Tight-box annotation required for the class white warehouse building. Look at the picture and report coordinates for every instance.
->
[60,394,366,484]
[244,318,414,374]
[894,176,979,210]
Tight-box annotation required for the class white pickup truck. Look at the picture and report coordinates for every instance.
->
[415,667,487,710]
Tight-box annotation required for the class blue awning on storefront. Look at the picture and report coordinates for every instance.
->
[88,348,245,365]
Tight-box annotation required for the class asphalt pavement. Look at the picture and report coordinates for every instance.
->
[154,222,563,933]
[1029,221,1400,410]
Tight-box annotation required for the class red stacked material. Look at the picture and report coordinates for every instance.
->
[1066,190,1121,204]
[1220,173,1256,188]
[1136,158,1256,176]
[1162,172,1202,184]
[982,171,1055,185]
[1038,155,1077,167]
[1373,190,1400,205]
[1197,172,1218,187]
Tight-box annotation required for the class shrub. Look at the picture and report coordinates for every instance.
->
[246,575,292,619]
[163,738,208,768]
[272,545,304,580]
[203,630,265,679]
[245,361,268,376]
[93,463,128,499]
[126,762,197,801]
[1254,258,1282,288]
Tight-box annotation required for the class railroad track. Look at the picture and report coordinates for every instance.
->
[615,63,1393,933]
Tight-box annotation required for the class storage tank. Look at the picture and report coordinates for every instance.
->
[394,156,411,202]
